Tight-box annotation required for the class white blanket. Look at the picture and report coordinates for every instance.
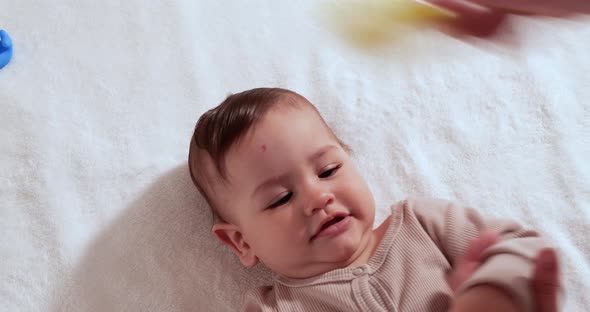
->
[1,1,589,311]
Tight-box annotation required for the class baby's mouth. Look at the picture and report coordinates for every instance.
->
[311,215,349,241]
[321,216,345,229]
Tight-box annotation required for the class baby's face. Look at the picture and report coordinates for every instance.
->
[215,104,376,278]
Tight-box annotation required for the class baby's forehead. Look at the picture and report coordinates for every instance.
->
[237,105,328,148]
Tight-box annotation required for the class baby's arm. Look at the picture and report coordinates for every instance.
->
[404,197,559,312]
[453,285,521,311]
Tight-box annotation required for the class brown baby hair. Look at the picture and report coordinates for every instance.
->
[188,88,349,222]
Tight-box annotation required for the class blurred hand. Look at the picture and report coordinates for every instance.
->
[447,231,499,292]
[531,248,560,312]
[460,0,590,15]
[449,235,561,312]
[438,0,590,16]
[428,0,590,36]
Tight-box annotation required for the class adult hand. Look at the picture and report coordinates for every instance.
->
[428,0,507,37]
[433,0,590,16]
[428,0,590,37]
[454,0,590,16]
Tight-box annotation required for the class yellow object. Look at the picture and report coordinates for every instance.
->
[328,0,457,47]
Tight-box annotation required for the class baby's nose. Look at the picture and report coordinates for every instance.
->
[304,191,335,216]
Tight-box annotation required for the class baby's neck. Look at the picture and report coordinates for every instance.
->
[345,216,392,268]
[276,216,392,280]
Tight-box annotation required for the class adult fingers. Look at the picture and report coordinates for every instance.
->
[428,0,491,17]
[427,0,507,36]
[465,0,580,15]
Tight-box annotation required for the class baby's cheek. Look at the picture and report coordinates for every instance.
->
[341,181,373,217]
[259,219,299,244]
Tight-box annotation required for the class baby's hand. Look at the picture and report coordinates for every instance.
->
[531,249,560,312]
[448,232,521,312]
[447,231,499,292]
[448,234,561,312]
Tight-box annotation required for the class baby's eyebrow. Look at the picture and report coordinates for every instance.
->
[253,173,289,196]
[308,144,338,163]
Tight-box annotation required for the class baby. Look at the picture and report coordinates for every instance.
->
[188,88,555,311]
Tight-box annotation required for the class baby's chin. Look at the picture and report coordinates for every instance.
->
[271,221,373,278]
[312,231,369,268]
[323,237,363,260]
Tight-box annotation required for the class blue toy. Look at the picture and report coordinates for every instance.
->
[0,29,13,69]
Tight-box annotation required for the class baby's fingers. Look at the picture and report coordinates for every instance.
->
[532,248,560,312]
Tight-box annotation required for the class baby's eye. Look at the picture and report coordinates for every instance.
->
[267,192,293,209]
[318,164,341,179]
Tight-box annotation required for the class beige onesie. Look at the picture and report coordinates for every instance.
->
[242,197,554,312]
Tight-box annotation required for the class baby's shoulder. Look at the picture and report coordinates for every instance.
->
[390,196,455,215]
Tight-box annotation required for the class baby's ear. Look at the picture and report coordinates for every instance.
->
[212,223,259,267]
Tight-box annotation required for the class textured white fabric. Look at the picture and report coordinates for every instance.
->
[1,1,589,311]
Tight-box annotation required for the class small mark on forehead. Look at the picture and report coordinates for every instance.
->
[260,144,267,152]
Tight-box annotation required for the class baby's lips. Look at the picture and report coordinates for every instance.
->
[426,0,507,37]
